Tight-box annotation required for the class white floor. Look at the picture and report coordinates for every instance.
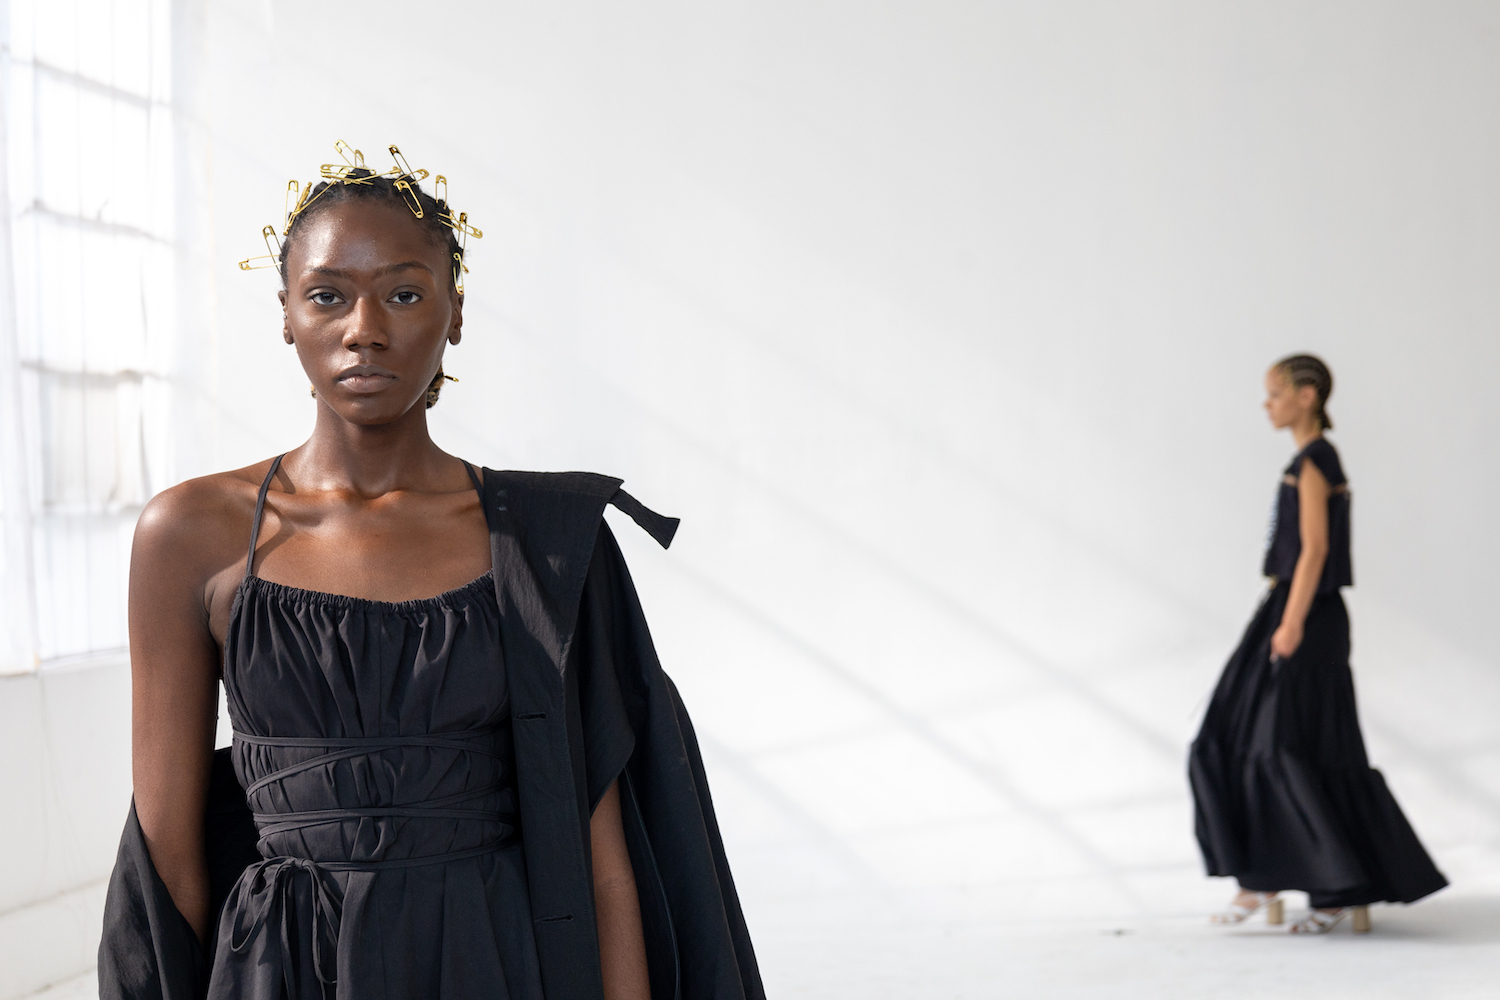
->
[754,893,1500,999]
[19,970,94,1000]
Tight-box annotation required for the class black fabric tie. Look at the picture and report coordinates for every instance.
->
[609,488,679,549]
[225,855,342,996]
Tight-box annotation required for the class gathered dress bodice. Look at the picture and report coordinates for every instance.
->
[208,455,543,1000]
[224,571,515,869]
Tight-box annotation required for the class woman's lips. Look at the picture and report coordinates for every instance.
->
[336,365,398,394]
[338,373,396,393]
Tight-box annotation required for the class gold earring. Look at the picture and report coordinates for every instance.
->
[309,384,317,398]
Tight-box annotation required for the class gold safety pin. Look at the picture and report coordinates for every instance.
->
[438,209,483,240]
[394,178,424,218]
[358,164,429,183]
[284,180,304,230]
[238,224,284,270]
[295,178,336,217]
[456,210,482,239]
[334,140,364,168]
[324,163,390,184]
[388,144,417,178]
[284,178,330,232]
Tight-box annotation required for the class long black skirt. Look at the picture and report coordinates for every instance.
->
[1189,582,1447,907]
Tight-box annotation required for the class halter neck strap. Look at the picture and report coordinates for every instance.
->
[247,455,285,577]
[461,461,483,498]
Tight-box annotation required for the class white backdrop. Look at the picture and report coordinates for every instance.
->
[6,2,1500,996]
[186,1,1500,647]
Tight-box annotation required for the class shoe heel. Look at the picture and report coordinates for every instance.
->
[1352,906,1371,934]
[1266,898,1284,925]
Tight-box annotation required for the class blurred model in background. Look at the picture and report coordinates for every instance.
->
[99,144,762,1000]
[1189,354,1446,934]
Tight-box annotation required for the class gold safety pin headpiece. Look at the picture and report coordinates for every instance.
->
[245,140,483,284]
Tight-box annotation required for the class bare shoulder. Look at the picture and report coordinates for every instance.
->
[132,459,278,578]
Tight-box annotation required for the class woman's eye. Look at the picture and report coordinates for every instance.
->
[391,290,421,305]
[310,291,341,306]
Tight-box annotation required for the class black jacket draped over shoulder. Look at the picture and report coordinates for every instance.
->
[99,470,764,1000]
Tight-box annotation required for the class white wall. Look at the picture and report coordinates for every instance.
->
[8,2,1500,994]
[0,660,130,999]
[174,0,1500,982]
[187,0,1500,653]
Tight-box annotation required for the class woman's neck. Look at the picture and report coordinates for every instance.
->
[1290,418,1323,451]
[292,406,457,496]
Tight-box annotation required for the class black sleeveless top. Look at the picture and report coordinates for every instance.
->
[210,455,545,999]
[1262,437,1353,592]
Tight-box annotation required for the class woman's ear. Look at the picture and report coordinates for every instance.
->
[448,293,464,346]
[278,289,293,344]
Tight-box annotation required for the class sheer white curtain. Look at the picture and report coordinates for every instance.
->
[0,0,174,674]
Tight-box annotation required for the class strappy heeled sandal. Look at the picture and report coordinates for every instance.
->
[1290,904,1370,934]
[1289,907,1347,933]
[1210,891,1280,924]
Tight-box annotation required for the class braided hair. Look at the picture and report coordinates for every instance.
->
[279,169,465,408]
[1275,353,1334,430]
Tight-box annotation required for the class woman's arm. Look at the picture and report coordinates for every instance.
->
[129,486,225,943]
[591,779,650,1000]
[1271,458,1331,659]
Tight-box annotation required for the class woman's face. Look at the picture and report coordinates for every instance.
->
[1263,367,1315,430]
[279,199,462,426]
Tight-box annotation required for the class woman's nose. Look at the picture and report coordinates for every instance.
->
[342,296,387,349]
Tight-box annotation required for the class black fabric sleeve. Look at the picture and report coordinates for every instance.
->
[100,749,259,999]
[568,521,641,814]
[98,802,206,1000]
[580,520,766,1000]
[1300,438,1347,488]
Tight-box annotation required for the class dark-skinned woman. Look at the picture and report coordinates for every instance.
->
[1190,354,1446,934]
[99,145,763,1000]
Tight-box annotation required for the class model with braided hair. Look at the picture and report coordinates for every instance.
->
[1188,354,1446,935]
[274,162,470,409]
[101,145,763,1000]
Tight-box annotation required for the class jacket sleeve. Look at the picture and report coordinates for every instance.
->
[569,522,639,812]
[569,521,766,1000]
[98,801,206,1000]
[99,748,261,1000]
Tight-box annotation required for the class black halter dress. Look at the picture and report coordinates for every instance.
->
[1189,438,1447,908]
[209,456,545,999]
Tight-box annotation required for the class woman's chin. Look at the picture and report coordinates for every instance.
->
[326,397,425,427]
